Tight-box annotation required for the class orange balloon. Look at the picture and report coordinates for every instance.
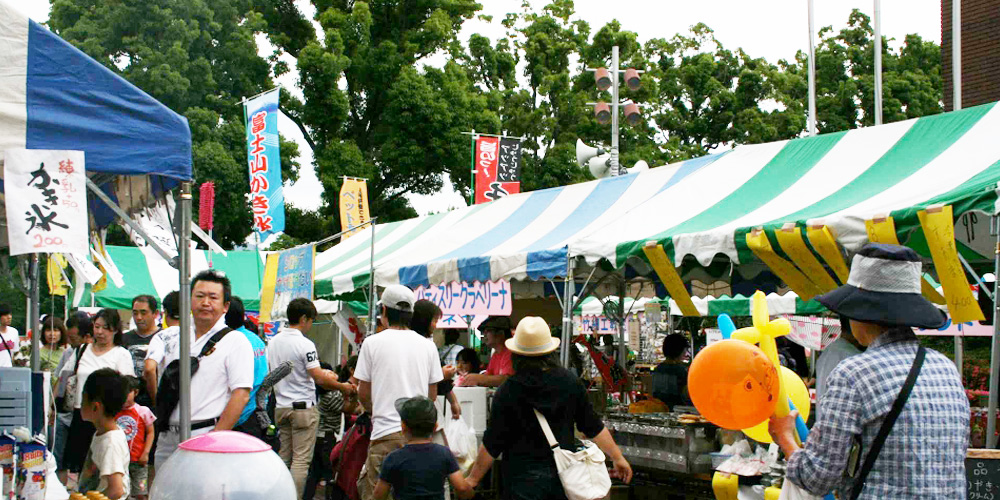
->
[687,339,781,430]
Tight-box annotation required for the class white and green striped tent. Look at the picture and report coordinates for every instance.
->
[575,292,827,318]
[72,245,266,310]
[316,103,1000,297]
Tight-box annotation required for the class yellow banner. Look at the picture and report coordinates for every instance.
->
[642,243,700,317]
[46,254,69,296]
[257,253,281,322]
[774,224,839,294]
[805,225,850,284]
[339,178,370,239]
[865,216,946,304]
[746,229,823,301]
[918,205,985,323]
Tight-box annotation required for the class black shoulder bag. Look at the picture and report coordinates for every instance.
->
[155,327,233,432]
[847,346,925,500]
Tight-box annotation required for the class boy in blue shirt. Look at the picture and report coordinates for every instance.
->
[226,297,268,437]
[374,396,474,500]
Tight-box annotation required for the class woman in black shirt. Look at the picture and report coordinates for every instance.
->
[467,317,632,500]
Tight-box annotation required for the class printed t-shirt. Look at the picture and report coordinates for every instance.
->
[268,327,322,408]
[355,330,443,440]
[115,403,156,462]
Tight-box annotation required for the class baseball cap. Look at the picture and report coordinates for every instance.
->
[379,284,415,312]
[394,396,437,430]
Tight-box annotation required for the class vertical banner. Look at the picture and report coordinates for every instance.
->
[260,245,315,322]
[4,149,87,256]
[474,136,522,204]
[339,178,370,239]
[244,89,285,238]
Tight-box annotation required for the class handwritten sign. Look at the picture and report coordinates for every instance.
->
[577,315,619,334]
[968,450,1000,500]
[919,205,985,323]
[414,280,512,317]
[4,149,87,256]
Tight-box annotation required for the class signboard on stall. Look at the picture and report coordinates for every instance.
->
[577,315,618,335]
[339,178,370,239]
[244,89,285,238]
[259,245,315,322]
[4,149,87,256]
[414,280,512,329]
[474,136,522,204]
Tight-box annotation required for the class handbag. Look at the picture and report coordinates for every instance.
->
[57,344,87,413]
[845,345,925,500]
[533,409,611,500]
[155,327,232,432]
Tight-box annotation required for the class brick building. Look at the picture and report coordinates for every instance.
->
[942,0,1000,111]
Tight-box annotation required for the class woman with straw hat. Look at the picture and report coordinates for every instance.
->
[466,317,632,500]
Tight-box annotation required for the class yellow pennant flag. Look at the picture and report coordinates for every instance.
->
[46,254,69,296]
[746,228,824,301]
[774,224,839,293]
[642,242,699,317]
[339,178,370,239]
[258,253,281,322]
[918,205,985,323]
[865,216,946,305]
[805,225,850,284]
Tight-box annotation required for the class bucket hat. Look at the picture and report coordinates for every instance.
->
[815,243,947,329]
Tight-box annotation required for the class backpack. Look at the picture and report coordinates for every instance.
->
[329,413,372,500]
[155,328,232,432]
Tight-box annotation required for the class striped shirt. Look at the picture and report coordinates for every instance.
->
[317,390,344,438]
[787,328,969,499]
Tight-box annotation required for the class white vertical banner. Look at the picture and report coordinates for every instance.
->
[4,149,87,256]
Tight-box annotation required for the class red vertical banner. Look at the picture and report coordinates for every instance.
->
[474,136,499,204]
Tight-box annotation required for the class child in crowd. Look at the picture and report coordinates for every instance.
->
[115,376,155,500]
[77,368,130,500]
[454,348,481,387]
[373,396,474,500]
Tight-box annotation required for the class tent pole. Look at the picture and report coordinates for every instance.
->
[617,276,627,404]
[29,254,40,371]
[367,220,377,336]
[987,215,1000,448]
[561,257,575,368]
[178,182,193,441]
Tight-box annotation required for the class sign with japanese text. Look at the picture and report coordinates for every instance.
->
[576,315,619,335]
[244,89,285,238]
[4,149,87,256]
[414,280,513,317]
[474,137,521,204]
[259,245,315,322]
[339,178,370,239]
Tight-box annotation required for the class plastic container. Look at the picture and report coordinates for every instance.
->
[149,431,295,500]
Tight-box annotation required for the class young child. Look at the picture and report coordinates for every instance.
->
[373,396,474,500]
[115,376,156,500]
[453,348,481,387]
[77,368,130,500]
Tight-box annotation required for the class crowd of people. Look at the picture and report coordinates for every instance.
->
[7,272,631,500]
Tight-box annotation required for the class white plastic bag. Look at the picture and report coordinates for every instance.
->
[777,481,825,500]
[443,417,477,472]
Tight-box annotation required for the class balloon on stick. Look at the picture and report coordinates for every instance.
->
[717,313,736,340]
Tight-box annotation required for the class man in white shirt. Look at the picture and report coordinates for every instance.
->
[144,291,181,404]
[269,298,355,498]
[153,270,255,467]
[355,285,444,500]
[0,304,19,367]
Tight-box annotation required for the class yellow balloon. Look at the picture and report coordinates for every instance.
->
[742,366,810,443]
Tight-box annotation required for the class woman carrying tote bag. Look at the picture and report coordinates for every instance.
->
[59,309,135,475]
[467,317,632,500]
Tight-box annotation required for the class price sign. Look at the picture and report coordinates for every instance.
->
[4,149,87,256]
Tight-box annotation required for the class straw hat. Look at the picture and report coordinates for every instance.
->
[505,317,560,356]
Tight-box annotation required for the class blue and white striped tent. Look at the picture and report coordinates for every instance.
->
[316,103,1000,298]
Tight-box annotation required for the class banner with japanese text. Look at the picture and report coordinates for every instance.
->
[339,178,370,239]
[259,245,314,322]
[474,137,522,204]
[414,280,512,328]
[244,89,285,238]
[4,149,87,256]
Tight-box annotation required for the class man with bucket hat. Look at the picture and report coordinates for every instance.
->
[460,316,515,388]
[769,243,969,499]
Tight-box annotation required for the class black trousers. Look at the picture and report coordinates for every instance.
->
[302,434,337,500]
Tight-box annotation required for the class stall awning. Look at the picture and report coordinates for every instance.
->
[574,292,826,318]
[572,103,1000,269]
[0,2,193,226]
[72,246,265,311]
[314,153,725,298]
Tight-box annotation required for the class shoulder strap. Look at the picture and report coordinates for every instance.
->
[532,409,559,449]
[849,346,926,500]
[73,344,87,372]
[197,327,233,358]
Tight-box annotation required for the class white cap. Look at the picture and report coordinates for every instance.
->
[379,284,415,312]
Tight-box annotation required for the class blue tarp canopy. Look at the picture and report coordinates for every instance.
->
[0,1,192,225]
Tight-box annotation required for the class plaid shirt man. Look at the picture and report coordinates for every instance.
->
[786,327,969,499]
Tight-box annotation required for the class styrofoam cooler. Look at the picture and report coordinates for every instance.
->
[438,387,488,438]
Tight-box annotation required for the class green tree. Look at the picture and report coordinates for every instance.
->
[48,0,300,247]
